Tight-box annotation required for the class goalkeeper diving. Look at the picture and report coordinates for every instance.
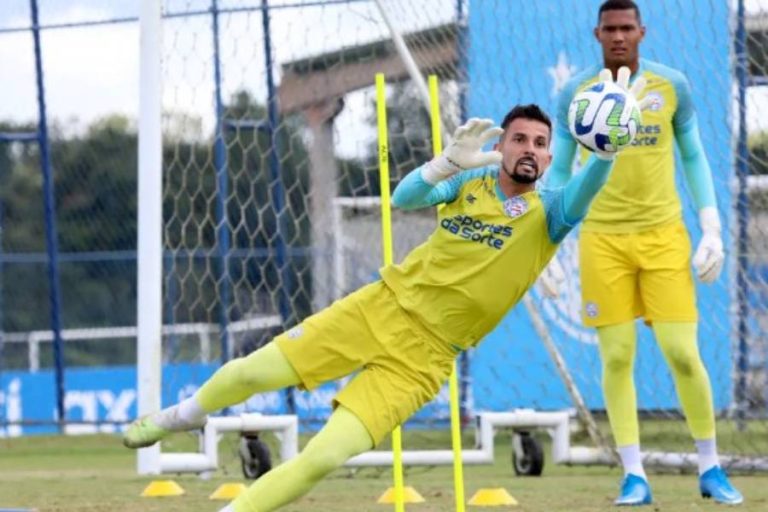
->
[124,69,645,512]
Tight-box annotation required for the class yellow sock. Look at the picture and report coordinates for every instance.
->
[653,321,716,440]
[597,322,639,446]
[196,342,300,412]
[232,406,374,512]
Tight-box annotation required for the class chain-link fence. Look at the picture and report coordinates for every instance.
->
[1,0,767,471]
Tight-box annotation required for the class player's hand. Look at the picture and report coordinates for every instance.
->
[601,66,652,110]
[422,118,503,184]
[692,206,724,284]
[537,256,566,298]
[591,67,650,161]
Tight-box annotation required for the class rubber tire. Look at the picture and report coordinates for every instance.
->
[240,434,273,480]
[511,431,544,476]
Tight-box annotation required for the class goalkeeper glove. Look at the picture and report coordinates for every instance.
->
[591,67,651,161]
[422,118,504,184]
[692,206,724,284]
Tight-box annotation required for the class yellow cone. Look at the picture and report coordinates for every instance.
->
[377,486,426,504]
[140,480,185,497]
[468,488,518,506]
[209,482,248,500]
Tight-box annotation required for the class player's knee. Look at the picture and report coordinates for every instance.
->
[601,348,633,373]
[664,348,700,377]
[227,357,264,389]
[301,444,350,477]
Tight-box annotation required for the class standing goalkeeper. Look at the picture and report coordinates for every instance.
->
[546,0,742,506]
[124,73,638,512]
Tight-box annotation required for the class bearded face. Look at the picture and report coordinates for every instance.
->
[497,118,551,185]
[505,155,540,184]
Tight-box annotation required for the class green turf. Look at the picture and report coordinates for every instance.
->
[1,428,767,511]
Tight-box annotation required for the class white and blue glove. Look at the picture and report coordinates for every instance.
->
[692,206,724,283]
[590,67,652,161]
[422,118,504,184]
[600,66,653,108]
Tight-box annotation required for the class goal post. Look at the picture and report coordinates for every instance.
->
[136,0,163,475]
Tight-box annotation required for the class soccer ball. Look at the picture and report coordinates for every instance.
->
[567,80,641,154]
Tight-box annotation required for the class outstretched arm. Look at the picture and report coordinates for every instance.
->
[545,82,581,189]
[391,166,461,209]
[546,130,579,188]
[392,118,503,210]
[544,66,647,244]
[543,155,615,244]
[560,154,614,224]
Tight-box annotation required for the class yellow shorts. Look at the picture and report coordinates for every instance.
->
[275,281,457,446]
[579,221,697,327]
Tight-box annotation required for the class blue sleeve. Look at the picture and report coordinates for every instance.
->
[545,129,579,189]
[671,71,695,130]
[392,165,493,209]
[675,115,717,210]
[556,85,574,136]
[546,73,591,189]
[541,156,614,243]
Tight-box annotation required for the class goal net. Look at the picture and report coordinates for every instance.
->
[141,0,768,473]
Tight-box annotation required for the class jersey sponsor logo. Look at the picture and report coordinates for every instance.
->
[503,196,529,218]
[631,123,661,147]
[440,214,513,250]
[585,301,599,318]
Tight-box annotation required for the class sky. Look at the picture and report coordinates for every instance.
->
[0,0,461,155]
[0,0,766,158]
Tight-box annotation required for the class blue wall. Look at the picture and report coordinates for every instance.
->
[468,0,733,412]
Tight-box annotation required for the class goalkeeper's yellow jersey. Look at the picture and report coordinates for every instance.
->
[557,59,696,232]
[381,168,568,350]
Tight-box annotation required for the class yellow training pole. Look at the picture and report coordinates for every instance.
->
[428,75,443,157]
[428,74,466,512]
[375,72,405,512]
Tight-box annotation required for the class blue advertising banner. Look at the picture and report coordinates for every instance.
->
[0,364,451,437]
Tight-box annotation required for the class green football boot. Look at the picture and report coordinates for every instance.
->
[122,416,172,449]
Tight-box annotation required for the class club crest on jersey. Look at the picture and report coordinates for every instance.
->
[585,301,599,318]
[645,92,663,112]
[286,326,304,339]
[503,196,529,218]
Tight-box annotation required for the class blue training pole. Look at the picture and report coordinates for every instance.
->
[30,0,66,431]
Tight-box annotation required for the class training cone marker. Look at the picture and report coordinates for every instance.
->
[377,486,426,504]
[140,480,185,497]
[210,483,248,500]
[468,488,518,506]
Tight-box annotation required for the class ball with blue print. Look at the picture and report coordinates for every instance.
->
[567,80,641,154]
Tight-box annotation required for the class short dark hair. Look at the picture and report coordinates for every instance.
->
[598,0,641,24]
[500,104,552,136]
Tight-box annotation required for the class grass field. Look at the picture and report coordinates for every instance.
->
[1,428,768,512]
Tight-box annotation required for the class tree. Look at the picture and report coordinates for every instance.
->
[353,81,456,198]
[749,131,768,176]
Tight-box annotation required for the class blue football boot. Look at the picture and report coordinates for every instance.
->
[614,474,653,506]
[699,466,744,505]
